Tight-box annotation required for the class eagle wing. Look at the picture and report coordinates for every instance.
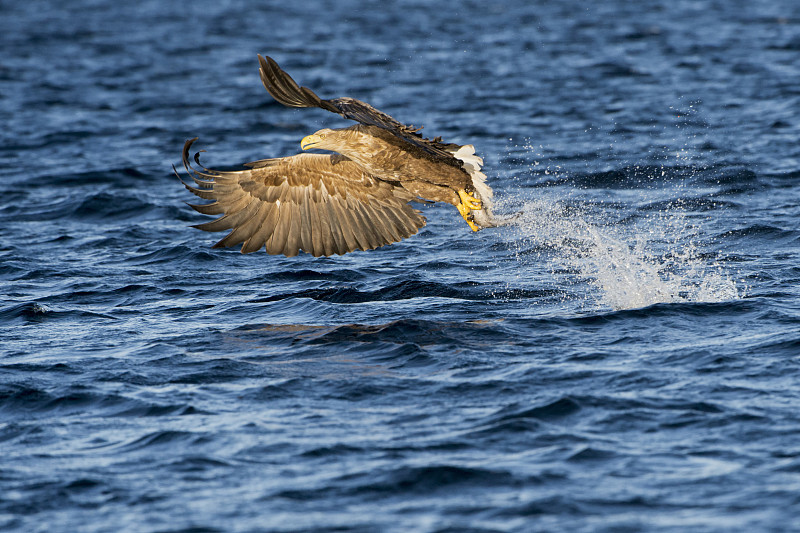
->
[177,138,426,257]
[258,55,463,169]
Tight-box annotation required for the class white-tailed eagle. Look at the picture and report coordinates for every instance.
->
[177,55,498,257]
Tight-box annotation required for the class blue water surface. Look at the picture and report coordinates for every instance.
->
[2,1,800,531]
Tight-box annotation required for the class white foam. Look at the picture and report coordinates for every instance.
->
[503,193,743,311]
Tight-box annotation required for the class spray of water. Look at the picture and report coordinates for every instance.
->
[501,190,742,312]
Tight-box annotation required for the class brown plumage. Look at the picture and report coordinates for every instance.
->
[177,54,497,257]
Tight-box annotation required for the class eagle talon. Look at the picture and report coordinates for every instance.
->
[458,189,482,210]
[457,189,482,231]
[457,200,480,232]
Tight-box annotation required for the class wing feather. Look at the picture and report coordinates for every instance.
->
[284,199,302,257]
[298,187,314,255]
[330,197,358,254]
[382,201,424,237]
[350,200,380,250]
[188,202,225,215]
[361,203,390,245]
[307,188,327,256]
[372,204,402,243]
[240,201,276,253]
[181,182,216,200]
[179,138,424,257]
[255,199,282,253]
[264,211,285,255]
[213,202,270,249]
[192,200,258,232]
[266,187,292,255]
[319,196,347,253]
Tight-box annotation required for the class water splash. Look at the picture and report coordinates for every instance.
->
[503,193,742,311]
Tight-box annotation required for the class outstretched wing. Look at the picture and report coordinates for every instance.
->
[258,54,462,168]
[176,138,426,257]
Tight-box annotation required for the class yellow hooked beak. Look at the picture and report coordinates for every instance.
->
[301,134,323,150]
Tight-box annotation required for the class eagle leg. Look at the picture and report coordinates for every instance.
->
[457,190,482,232]
[458,189,482,210]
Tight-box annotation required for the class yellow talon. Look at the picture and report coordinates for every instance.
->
[456,195,480,232]
[464,217,479,232]
[458,189,482,210]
